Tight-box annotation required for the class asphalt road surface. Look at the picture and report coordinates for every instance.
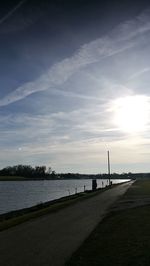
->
[0,181,133,266]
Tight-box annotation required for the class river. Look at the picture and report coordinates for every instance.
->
[0,179,129,214]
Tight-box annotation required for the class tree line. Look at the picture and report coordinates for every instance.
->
[0,164,149,179]
[0,165,56,179]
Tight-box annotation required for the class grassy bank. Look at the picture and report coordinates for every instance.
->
[0,176,28,181]
[67,180,150,266]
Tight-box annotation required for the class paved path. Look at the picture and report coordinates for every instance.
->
[0,182,134,266]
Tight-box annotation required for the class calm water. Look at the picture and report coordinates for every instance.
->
[0,179,129,215]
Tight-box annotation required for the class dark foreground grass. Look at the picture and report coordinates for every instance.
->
[124,179,150,196]
[67,180,150,266]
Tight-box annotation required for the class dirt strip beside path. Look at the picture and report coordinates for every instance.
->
[0,181,134,266]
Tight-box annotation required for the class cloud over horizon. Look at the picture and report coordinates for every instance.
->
[1,2,150,173]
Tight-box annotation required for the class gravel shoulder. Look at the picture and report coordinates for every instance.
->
[0,181,133,266]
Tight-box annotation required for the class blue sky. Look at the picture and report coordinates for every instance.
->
[1,0,150,173]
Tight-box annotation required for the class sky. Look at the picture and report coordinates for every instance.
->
[1,0,150,174]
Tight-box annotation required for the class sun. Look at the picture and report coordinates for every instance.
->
[112,95,150,133]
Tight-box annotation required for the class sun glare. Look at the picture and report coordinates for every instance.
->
[113,95,150,133]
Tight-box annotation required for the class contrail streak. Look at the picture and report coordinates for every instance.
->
[0,0,27,25]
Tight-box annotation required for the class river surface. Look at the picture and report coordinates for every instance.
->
[0,179,129,215]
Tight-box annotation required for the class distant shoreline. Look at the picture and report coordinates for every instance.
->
[0,176,131,181]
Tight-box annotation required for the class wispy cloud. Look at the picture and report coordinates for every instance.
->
[128,68,150,80]
[1,102,150,171]
[0,102,133,151]
[0,0,44,34]
[50,87,105,101]
[0,0,27,25]
[1,9,150,107]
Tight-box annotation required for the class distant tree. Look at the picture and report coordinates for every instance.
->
[35,166,46,177]
[50,170,56,179]
[47,167,52,175]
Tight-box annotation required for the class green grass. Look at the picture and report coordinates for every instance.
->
[66,180,150,266]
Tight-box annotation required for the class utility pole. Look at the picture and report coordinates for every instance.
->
[107,150,111,185]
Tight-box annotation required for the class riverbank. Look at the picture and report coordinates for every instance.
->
[67,180,150,266]
[0,185,114,232]
[0,182,132,266]
[0,177,131,216]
